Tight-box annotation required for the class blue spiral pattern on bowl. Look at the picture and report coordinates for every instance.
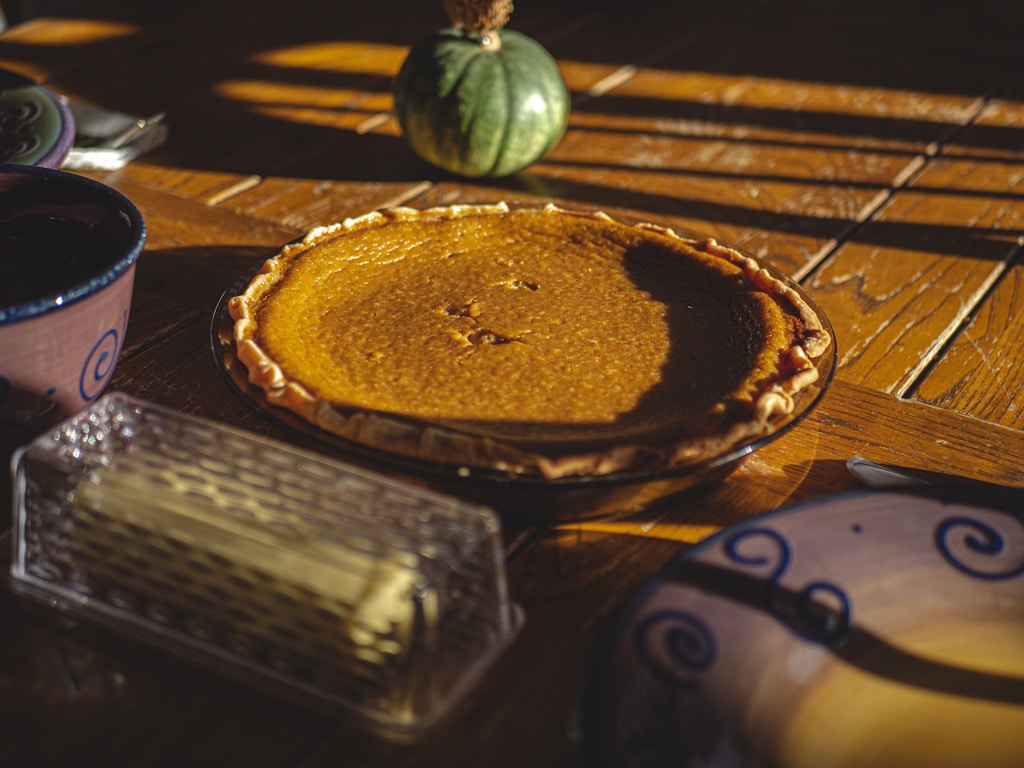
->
[79,310,127,402]
[633,609,716,689]
[0,311,126,438]
[724,527,852,647]
[936,514,1024,581]
[723,526,790,581]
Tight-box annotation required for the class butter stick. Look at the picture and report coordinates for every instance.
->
[72,457,423,673]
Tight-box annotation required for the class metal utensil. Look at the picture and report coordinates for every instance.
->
[62,100,168,170]
[846,455,1014,491]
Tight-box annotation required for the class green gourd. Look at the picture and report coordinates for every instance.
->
[393,0,570,178]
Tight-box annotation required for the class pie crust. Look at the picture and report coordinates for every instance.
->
[228,203,831,479]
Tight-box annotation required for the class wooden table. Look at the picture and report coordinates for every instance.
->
[2,1,1022,765]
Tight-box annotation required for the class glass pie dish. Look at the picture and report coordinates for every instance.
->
[212,212,836,521]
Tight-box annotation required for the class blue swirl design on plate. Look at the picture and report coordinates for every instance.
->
[79,310,127,402]
[633,609,716,689]
[935,514,1024,581]
[723,527,852,647]
[723,526,789,581]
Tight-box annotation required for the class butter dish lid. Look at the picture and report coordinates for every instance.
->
[8,392,523,736]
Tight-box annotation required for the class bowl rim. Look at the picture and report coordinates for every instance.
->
[0,163,146,326]
[38,83,76,169]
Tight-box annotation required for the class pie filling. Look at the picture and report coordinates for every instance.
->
[229,203,831,479]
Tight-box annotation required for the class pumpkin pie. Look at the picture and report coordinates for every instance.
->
[228,203,831,479]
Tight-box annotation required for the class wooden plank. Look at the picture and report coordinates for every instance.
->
[90,174,302,310]
[0,592,330,768]
[636,0,1019,97]
[0,3,419,178]
[0,0,247,83]
[116,165,267,208]
[910,260,1024,428]
[803,181,1023,395]
[586,68,979,154]
[522,53,982,277]
[903,99,1024,426]
[936,99,1024,163]
[215,177,433,230]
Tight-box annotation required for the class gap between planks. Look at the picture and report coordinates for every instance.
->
[795,95,990,287]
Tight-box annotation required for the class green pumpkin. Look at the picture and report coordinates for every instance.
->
[393,28,570,178]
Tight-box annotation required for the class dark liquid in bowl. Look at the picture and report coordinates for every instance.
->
[0,178,135,309]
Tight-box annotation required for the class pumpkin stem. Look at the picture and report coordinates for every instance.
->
[443,0,512,49]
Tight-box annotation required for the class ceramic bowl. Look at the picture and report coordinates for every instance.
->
[0,164,146,475]
[0,68,76,169]
[580,486,1024,767]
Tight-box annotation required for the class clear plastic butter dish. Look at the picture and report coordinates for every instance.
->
[8,392,523,735]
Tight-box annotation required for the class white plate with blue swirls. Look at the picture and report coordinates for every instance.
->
[579,487,1024,768]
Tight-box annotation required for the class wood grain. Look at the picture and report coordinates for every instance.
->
[910,259,1024,428]
[903,103,1024,425]
[804,184,1023,395]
